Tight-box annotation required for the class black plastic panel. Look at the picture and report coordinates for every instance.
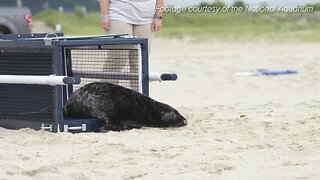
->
[0,48,55,124]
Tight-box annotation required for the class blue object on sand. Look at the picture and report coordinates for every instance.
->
[256,69,298,76]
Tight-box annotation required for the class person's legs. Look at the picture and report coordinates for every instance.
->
[130,24,154,91]
[106,20,133,35]
[133,23,154,52]
[104,20,133,85]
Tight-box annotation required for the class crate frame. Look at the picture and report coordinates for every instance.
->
[0,33,149,132]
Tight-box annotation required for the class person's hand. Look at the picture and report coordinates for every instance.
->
[101,18,111,31]
[152,18,162,32]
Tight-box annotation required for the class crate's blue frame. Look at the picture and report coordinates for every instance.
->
[0,33,149,132]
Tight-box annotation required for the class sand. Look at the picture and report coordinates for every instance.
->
[1,39,320,180]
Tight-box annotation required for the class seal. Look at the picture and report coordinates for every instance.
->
[64,82,187,131]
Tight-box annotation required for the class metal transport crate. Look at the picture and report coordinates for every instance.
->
[0,33,176,132]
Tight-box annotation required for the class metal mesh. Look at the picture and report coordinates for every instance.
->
[0,51,54,123]
[70,48,140,91]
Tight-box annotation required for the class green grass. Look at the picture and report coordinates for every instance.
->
[34,10,103,35]
[159,12,320,42]
[34,10,320,42]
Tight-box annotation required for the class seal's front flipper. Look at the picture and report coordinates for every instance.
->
[99,126,109,133]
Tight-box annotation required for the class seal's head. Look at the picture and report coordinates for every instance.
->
[161,110,188,127]
[151,103,187,127]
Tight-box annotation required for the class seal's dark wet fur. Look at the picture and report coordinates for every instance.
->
[64,82,187,131]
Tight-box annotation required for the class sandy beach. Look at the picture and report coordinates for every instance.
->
[1,39,320,179]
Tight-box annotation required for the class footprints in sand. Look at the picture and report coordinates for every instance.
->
[21,166,53,177]
[5,165,54,177]
[288,142,305,151]
[281,162,308,167]
[16,154,31,161]
[123,173,148,180]
[237,144,274,150]
[199,163,234,175]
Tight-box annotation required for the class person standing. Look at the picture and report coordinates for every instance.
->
[99,0,164,91]
[99,0,164,52]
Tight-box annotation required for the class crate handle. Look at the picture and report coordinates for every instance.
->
[63,124,87,132]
